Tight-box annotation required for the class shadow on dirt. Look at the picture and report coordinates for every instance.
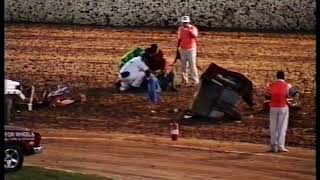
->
[178,116,236,127]
[85,87,118,97]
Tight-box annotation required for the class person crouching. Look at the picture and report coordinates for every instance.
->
[144,44,177,91]
[119,53,152,92]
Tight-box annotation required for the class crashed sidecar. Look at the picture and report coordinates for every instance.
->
[189,63,255,121]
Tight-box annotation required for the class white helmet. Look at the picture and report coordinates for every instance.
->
[181,16,190,23]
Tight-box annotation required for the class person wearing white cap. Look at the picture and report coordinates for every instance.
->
[176,15,199,85]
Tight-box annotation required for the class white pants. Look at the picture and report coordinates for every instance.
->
[269,107,289,149]
[119,71,145,90]
[180,49,199,84]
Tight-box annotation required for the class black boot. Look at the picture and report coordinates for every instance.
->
[115,81,121,93]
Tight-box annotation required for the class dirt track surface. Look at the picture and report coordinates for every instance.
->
[24,128,315,180]
[5,23,315,149]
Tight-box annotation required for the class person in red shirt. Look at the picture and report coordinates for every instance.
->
[144,44,167,72]
[268,71,298,153]
[177,15,199,85]
[144,44,177,91]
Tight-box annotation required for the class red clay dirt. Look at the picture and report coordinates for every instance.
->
[5,23,315,148]
[4,23,316,179]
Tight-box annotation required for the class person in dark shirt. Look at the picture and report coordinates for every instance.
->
[144,44,166,72]
[144,44,177,91]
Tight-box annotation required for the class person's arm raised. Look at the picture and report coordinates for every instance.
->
[188,25,198,38]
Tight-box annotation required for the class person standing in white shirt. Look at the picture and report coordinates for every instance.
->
[5,79,26,124]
